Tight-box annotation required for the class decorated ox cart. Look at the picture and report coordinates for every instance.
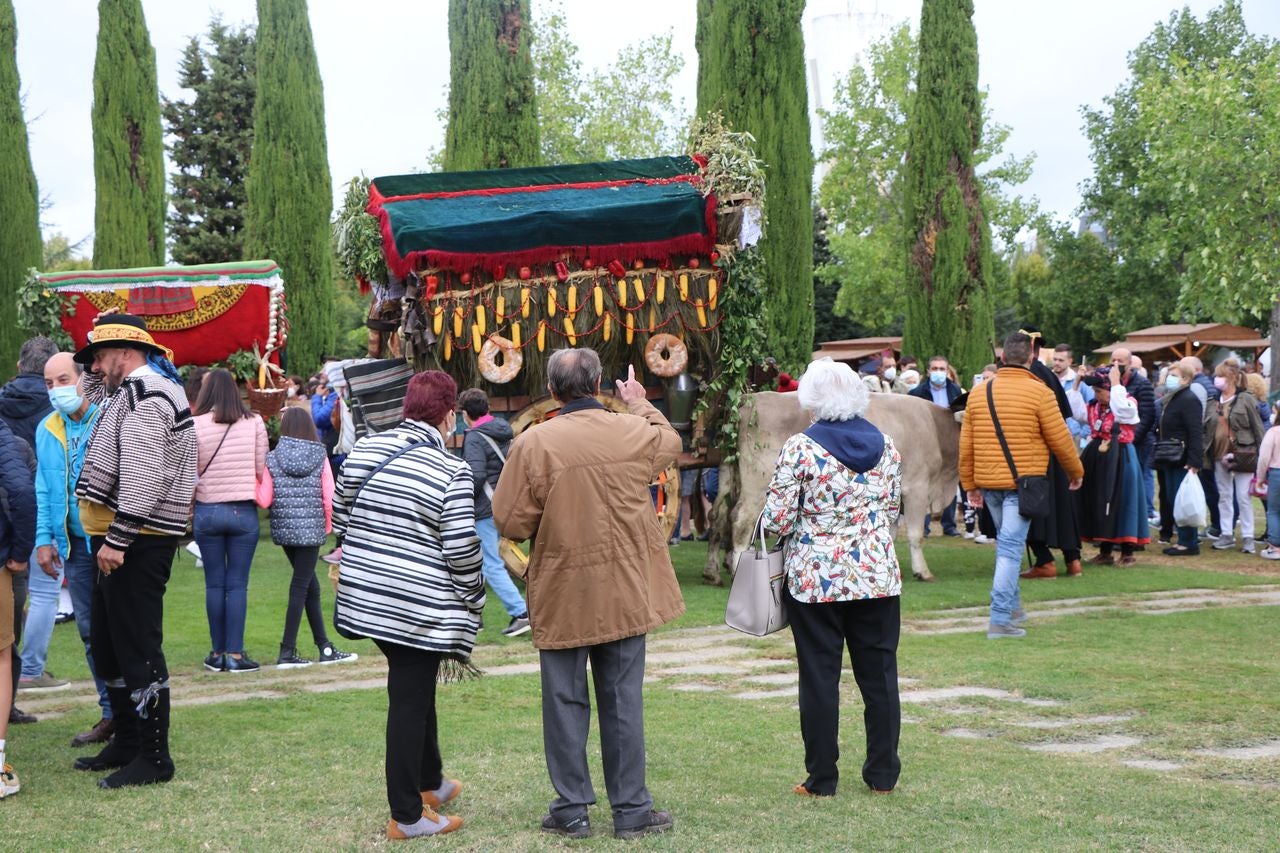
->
[29,260,289,414]
[336,134,765,550]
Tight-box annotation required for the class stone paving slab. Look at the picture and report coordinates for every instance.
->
[743,672,798,686]
[1123,759,1183,772]
[646,646,752,665]
[653,664,749,676]
[899,686,1061,706]
[731,688,799,701]
[1012,714,1137,729]
[1193,740,1280,760]
[1027,735,1142,754]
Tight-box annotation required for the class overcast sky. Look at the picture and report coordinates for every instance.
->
[13,0,1280,258]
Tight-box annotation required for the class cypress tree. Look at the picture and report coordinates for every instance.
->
[244,0,334,374]
[696,0,813,369]
[92,0,166,268]
[0,0,42,367]
[443,0,540,171]
[163,20,256,265]
[901,0,994,381]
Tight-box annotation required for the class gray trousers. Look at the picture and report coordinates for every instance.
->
[539,634,653,829]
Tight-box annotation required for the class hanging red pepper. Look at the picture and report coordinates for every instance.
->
[688,257,701,269]
[633,259,645,270]
[460,271,472,285]
[554,261,569,282]
[709,251,720,264]
[493,264,506,280]
[583,257,595,269]
[518,266,532,280]
[608,260,627,279]
[424,274,439,300]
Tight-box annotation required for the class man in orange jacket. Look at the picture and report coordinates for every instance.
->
[960,332,1085,639]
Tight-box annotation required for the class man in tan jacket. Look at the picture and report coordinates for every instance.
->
[960,332,1084,639]
[492,348,684,840]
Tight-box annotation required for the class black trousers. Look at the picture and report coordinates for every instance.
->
[374,639,443,823]
[89,535,178,689]
[785,590,901,795]
[10,568,26,703]
[281,545,327,651]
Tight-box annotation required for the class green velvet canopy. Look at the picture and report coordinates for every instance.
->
[367,156,716,277]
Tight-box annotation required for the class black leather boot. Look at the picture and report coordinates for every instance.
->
[99,685,174,788]
[74,686,139,772]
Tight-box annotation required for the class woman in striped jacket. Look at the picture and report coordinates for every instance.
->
[332,371,484,841]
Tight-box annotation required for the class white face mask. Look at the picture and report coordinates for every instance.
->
[883,366,897,382]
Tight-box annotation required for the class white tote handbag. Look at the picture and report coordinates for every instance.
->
[725,512,790,636]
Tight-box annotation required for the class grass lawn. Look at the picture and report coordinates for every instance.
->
[5,529,1280,850]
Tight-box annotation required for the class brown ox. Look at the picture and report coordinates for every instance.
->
[714,391,959,582]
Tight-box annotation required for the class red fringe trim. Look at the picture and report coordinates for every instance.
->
[391,234,716,278]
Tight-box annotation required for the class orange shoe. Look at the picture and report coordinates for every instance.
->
[421,778,462,809]
[1065,559,1083,577]
[794,783,817,796]
[1019,562,1057,579]
[387,808,463,840]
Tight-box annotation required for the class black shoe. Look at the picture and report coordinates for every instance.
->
[74,737,137,772]
[223,654,260,673]
[8,707,36,725]
[502,615,531,637]
[202,652,225,672]
[99,687,173,789]
[615,810,674,839]
[276,648,313,669]
[317,644,357,664]
[1163,546,1200,557]
[541,813,591,839]
[75,685,139,771]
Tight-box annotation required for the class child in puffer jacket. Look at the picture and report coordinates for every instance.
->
[256,408,356,668]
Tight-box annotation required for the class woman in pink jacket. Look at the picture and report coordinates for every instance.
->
[192,369,267,673]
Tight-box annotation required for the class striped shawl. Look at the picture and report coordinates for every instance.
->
[76,369,197,549]
[333,420,485,667]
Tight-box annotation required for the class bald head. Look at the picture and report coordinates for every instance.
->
[1110,348,1131,368]
[44,352,82,388]
[547,348,603,401]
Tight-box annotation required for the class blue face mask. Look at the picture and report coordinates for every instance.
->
[929,370,947,386]
[1165,375,1181,392]
[48,385,83,416]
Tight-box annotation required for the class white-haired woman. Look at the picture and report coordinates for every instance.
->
[763,358,903,797]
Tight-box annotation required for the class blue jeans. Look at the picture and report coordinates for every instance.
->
[20,546,57,680]
[475,516,526,618]
[1143,464,1156,520]
[983,489,1031,626]
[924,496,959,536]
[1267,469,1280,548]
[195,501,260,654]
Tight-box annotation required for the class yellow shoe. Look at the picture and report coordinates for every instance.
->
[387,807,463,840]
[0,763,19,798]
[421,777,462,809]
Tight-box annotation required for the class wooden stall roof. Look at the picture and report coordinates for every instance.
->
[813,336,902,364]
[1094,323,1268,359]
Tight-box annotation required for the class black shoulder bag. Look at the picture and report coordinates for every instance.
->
[986,380,1052,519]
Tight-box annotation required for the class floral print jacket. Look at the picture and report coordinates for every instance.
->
[763,432,903,603]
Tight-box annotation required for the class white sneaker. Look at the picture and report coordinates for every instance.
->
[974,534,995,545]
[0,763,18,798]
[963,530,975,540]
[1241,538,1256,554]
[1260,546,1280,560]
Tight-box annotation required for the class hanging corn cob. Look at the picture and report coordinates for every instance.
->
[633,277,644,304]
[593,284,604,317]
[495,293,506,318]
[708,276,719,311]
[511,321,522,349]
[617,278,628,308]
[547,288,557,317]
[568,284,578,314]
[471,325,483,353]
[443,332,453,361]
[602,313,612,341]
[475,304,486,335]
[452,305,465,338]
[563,316,577,346]
[656,274,666,304]
[521,287,531,318]
[625,312,635,344]
[432,304,444,336]
[695,298,707,328]
[678,273,689,301]
[537,320,547,352]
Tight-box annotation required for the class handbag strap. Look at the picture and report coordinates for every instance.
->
[986,380,1021,481]
[475,431,507,500]
[199,424,233,478]
[351,439,431,507]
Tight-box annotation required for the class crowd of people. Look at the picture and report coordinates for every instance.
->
[2,308,1272,843]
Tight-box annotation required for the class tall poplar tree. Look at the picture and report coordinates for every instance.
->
[244,0,334,373]
[0,0,42,367]
[92,0,166,268]
[443,0,540,171]
[901,0,994,381]
[695,0,813,369]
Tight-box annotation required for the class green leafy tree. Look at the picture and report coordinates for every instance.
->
[43,234,93,272]
[443,0,540,171]
[812,207,875,344]
[244,0,334,374]
[1079,2,1274,336]
[901,0,994,382]
[163,19,256,264]
[0,0,42,367]
[91,0,166,268]
[532,2,687,164]
[696,0,813,369]
[817,22,1037,334]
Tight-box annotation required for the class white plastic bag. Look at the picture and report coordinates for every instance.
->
[1173,473,1208,529]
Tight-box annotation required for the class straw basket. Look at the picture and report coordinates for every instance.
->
[245,377,287,419]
